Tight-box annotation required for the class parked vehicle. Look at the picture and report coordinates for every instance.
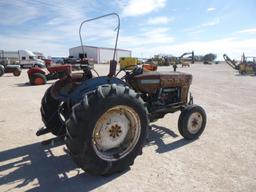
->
[177,51,195,64]
[0,59,21,77]
[51,57,65,64]
[119,57,138,69]
[0,50,45,68]
[37,13,207,176]
[27,64,72,85]
[42,59,52,67]
[18,50,45,68]
[223,54,256,75]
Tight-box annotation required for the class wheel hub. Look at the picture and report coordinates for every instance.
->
[92,105,141,161]
[192,119,198,127]
[188,112,203,134]
[94,111,129,151]
[109,124,122,138]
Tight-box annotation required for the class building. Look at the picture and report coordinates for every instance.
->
[69,45,131,64]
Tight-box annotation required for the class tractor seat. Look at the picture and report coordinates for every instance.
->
[71,72,84,82]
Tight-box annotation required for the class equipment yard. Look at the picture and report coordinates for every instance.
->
[0,63,256,192]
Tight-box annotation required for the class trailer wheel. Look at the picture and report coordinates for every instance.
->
[178,105,206,139]
[41,86,67,136]
[65,84,148,175]
[13,69,21,76]
[30,73,46,85]
[0,65,4,76]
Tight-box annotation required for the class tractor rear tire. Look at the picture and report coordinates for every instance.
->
[178,105,206,139]
[65,84,149,175]
[30,73,47,85]
[41,86,66,136]
[0,65,4,76]
[13,69,21,76]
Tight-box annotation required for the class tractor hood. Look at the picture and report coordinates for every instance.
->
[131,71,192,94]
[127,71,192,104]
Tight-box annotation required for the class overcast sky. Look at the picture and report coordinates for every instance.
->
[0,0,255,59]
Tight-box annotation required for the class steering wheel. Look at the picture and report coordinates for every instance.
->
[115,64,143,79]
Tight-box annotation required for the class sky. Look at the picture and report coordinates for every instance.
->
[0,0,255,59]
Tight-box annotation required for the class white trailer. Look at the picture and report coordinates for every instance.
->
[0,50,45,68]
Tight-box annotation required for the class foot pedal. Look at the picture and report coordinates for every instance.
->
[36,127,50,136]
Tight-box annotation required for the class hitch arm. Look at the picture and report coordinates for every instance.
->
[223,54,239,70]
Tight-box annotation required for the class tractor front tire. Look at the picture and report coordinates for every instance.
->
[30,73,47,85]
[178,105,206,139]
[41,86,66,136]
[65,84,149,175]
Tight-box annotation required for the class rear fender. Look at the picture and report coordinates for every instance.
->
[51,76,128,104]
[27,68,45,77]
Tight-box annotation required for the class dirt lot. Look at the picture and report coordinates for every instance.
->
[0,63,255,192]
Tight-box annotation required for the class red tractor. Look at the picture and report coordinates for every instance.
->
[27,64,72,85]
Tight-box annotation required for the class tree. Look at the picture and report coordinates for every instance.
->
[203,53,217,62]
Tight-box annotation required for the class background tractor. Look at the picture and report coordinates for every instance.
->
[119,57,158,71]
[175,51,195,67]
[0,59,21,77]
[177,51,195,64]
[27,64,72,85]
[223,54,256,75]
[38,13,207,176]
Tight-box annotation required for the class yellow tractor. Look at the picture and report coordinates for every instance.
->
[119,57,138,70]
[120,57,157,71]
[223,53,256,75]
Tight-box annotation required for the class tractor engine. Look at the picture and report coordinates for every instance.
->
[150,87,181,106]
[128,71,192,107]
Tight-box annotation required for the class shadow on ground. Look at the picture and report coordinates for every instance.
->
[147,124,194,153]
[14,82,53,87]
[235,73,256,77]
[0,125,194,191]
[14,82,31,87]
[0,138,125,192]
[1,74,17,77]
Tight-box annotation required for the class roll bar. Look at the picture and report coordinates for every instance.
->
[79,13,120,64]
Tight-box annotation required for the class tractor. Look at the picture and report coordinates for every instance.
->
[27,64,72,85]
[38,13,207,176]
[223,53,256,75]
[0,63,21,77]
[177,51,195,65]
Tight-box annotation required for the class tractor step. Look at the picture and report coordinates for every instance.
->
[36,127,50,136]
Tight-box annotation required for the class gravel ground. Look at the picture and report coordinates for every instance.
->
[0,63,255,192]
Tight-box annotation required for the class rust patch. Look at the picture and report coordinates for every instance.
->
[131,71,192,102]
